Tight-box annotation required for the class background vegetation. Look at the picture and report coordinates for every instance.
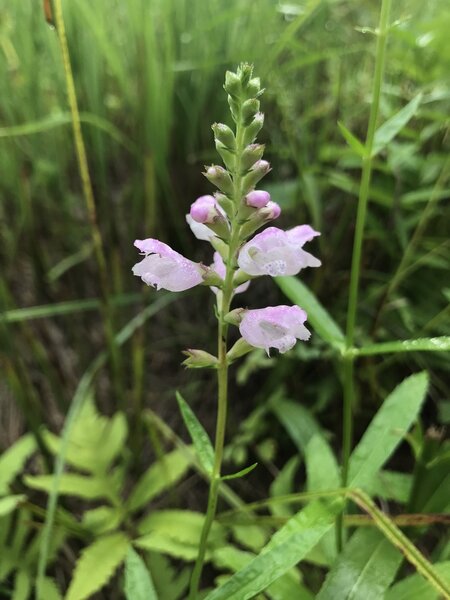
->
[0,0,449,598]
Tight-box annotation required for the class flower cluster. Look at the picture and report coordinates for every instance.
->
[133,64,320,356]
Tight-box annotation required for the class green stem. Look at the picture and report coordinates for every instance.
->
[188,112,245,600]
[52,0,123,403]
[339,0,392,549]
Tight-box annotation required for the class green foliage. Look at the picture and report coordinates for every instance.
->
[176,392,214,474]
[65,533,130,600]
[0,434,36,494]
[124,548,158,600]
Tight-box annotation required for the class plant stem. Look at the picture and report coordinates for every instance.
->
[338,0,392,550]
[52,0,123,403]
[188,113,245,600]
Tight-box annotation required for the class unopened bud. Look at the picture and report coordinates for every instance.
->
[241,144,265,172]
[224,71,241,97]
[238,62,253,88]
[190,195,218,224]
[182,349,219,369]
[227,337,254,363]
[215,140,235,172]
[246,77,261,98]
[212,123,236,150]
[204,165,234,196]
[242,98,260,125]
[242,160,271,193]
[243,112,264,145]
[260,200,281,220]
[224,307,246,326]
[245,190,270,208]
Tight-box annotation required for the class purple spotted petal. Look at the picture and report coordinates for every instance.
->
[237,226,320,277]
[132,238,203,292]
[210,252,250,295]
[239,305,310,354]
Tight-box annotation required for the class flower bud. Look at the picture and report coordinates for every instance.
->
[224,307,246,326]
[242,98,260,125]
[241,144,265,172]
[238,62,253,88]
[204,165,234,196]
[215,140,235,172]
[243,112,264,146]
[227,337,254,363]
[212,123,236,150]
[245,190,271,208]
[241,160,271,193]
[246,77,261,98]
[190,195,221,224]
[260,200,281,220]
[214,192,234,218]
[224,71,241,97]
[182,349,219,369]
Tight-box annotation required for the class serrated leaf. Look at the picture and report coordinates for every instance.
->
[135,532,200,561]
[0,495,25,517]
[205,501,341,600]
[24,474,113,501]
[222,462,258,480]
[66,533,130,600]
[317,529,402,600]
[0,434,36,494]
[356,336,450,356]
[276,277,344,349]
[137,510,225,547]
[349,372,428,489]
[176,392,214,474]
[127,449,191,512]
[124,547,158,600]
[385,561,450,600]
[231,524,268,552]
[81,506,122,535]
[372,93,423,156]
[338,121,366,157]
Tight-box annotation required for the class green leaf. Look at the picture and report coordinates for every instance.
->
[127,448,191,512]
[204,501,341,600]
[0,434,36,494]
[176,392,214,474]
[372,93,422,156]
[146,553,190,600]
[0,495,26,517]
[338,121,366,157]
[37,578,63,600]
[317,529,402,600]
[222,463,258,480]
[271,395,321,454]
[231,524,268,552]
[349,372,429,489]
[24,474,112,501]
[305,435,340,492]
[356,336,450,356]
[137,510,225,547]
[124,547,158,600]
[66,533,130,600]
[276,277,345,349]
[269,456,300,517]
[12,570,31,600]
[385,561,450,600]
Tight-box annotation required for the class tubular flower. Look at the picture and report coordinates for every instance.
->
[237,226,320,277]
[132,239,204,292]
[239,305,310,354]
[190,195,222,224]
[211,252,250,295]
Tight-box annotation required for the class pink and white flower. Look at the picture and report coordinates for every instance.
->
[237,226,320,277]
[132,239,204,292]
[211,252,250,295]
[239,305,310,354]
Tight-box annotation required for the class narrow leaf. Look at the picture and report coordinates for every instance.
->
[271,395,321,454]
[349,372,428,489]
[205,501,342,600]
[0,434,36,494]
[276,277,344,349]
[372,93,423,156]
[24,474,112,501]
[317,529,402,600]
[305,435,340,492]
[12,570,30,600]
[356,336,450,356]
[66,533,130,600]
[124,547,158,600]
[222,463,258,480]
[338,121,366,157]
[176,392,214,474]
[385,561,450,600]
[0,495,26,517]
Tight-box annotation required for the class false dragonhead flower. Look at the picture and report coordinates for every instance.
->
[239,305,310,354]
[238,225,320,277]
[211,252,250,295]
[132,239,204,292]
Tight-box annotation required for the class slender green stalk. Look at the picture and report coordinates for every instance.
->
[338,0,392,550]
[52,0,123,402]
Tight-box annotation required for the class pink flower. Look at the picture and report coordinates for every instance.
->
[239,305,310,354]
[190,195,221,224]
[132,239,204,292]
[186,215,217,241]
[237,226,320,277]
[211,252,250,295]
[245,190,271,208]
